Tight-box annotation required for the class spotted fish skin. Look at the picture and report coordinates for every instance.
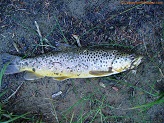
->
[2,47,143,80]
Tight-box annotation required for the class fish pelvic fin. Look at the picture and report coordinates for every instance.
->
[0,53,21,74]
[24,72,44,80]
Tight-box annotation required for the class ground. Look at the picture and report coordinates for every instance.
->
[0,0,164,122]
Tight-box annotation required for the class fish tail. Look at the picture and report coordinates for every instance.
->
[0,53,21,74]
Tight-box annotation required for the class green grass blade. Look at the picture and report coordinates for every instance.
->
[0,62,10,90]
[128,93,164,110]
[1,113,29,123]
[54,15,68,44]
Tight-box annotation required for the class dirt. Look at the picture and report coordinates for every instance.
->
[0,0,164,122]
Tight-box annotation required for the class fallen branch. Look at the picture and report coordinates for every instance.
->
[4,81,24,102]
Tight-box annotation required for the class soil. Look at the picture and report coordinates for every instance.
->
[0,0,164,122]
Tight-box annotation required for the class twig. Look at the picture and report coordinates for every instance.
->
[72,34,82,47]
[13,42,20,52]
[4,81,24,102]
[35,21,42,40]
[142,38,149,56]
[35,21,44,53]
[158,67,164,78]
[52,91,62,98]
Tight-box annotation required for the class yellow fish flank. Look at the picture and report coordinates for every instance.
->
[2,47,143,81]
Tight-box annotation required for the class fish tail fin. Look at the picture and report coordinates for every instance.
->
[0,53,22,74]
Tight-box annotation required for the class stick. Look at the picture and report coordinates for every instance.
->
[72,34,82,47]
[35,21,44,53]
[4,81,24,102]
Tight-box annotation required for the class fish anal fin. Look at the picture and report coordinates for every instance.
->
[89,70,113,76]
[24,72,44,80]
[53,76,69,81]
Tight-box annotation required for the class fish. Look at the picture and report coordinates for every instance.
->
[1,47,143,81]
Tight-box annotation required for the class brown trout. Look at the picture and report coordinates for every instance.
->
[1,47,143,81]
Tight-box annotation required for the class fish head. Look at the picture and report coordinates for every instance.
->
[112,53,143,73]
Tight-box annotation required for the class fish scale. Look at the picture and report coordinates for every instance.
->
[2,47,143,81]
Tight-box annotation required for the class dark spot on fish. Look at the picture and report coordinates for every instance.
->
[16,61,19,65]
[32,68,35,72]
[25,62,28,66]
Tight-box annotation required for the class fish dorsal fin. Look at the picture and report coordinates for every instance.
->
[89,70,113,76]
[53,76,69,81]
[55,42,76,51]
[24,72,44,80]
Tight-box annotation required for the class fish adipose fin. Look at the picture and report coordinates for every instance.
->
[24,72,44,80]
[89,70,113,76]
[0,53,21,74]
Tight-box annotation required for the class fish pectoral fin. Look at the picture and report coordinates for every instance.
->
[53,76,69,81]
[24,72,44,80]
[113,68,124,73]
[89,70,113,76]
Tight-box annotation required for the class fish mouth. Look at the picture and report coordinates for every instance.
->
[131,55,143,68]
